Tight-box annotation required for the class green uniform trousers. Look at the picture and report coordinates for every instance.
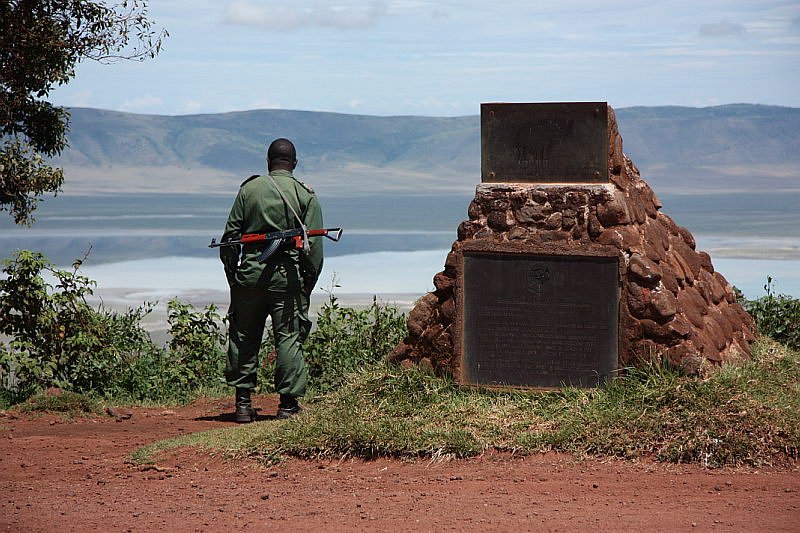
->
[225,285,310,397]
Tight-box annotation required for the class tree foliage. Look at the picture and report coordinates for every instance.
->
[0,0,167,224]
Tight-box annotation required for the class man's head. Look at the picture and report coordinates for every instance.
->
[267,138,297,171]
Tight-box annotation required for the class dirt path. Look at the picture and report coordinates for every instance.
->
[2,396,798,532]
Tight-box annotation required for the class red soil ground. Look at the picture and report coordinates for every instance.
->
[2,395,798,532]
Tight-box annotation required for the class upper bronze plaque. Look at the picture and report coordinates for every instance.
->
[481,102,608,183]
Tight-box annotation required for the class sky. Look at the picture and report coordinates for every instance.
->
[50,0,800,117]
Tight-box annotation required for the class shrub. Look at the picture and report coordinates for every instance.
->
[165,299,226,389]
[304,293,406,395]
[257,293,407,396]
[0,250,406,405]
[741,277,800,350]
[0,251,229,405]
[0,250,160,402]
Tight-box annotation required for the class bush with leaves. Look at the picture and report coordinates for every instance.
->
[0,250,160,403]
[0,249,408,406]
[302,293,406,396]
[255,293,407,397]
[165,299,226,389]
[741,277,800,351]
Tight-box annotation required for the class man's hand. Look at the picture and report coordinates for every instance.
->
[219,244,240,285]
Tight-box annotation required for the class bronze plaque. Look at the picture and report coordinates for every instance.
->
[461,252,619,388]
[481,102,608,183]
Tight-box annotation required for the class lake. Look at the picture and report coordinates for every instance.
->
[3,192,799,308]
[77,249,799,304]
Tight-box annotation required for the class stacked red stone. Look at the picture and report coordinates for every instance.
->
[389,107,756,377]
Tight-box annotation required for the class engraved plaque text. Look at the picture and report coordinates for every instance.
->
[481,102,608,183]
[462,252,619,388]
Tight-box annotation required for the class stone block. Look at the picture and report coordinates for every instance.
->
[467,199,483,219]
[387,341,409,363]
[626,281,651,319]
[440,297,455,323]
[657,212,680,236]
[708,307,733,341]
[474,226,494,239]
[665,315,692,339]
[587,213,603,239]
[703,315,727,351]
[487,210,512,231]
[677,291,705,329]
[690,327,722,361]
[544,212,563,229]
[537,230,570,242]
[628,190,648,224]
[407,293,438,338]
[629,253,662,285]
[597,226,641,251]
[659,263,680,294]
[650,289,677,320]
[698,251,714,273]
[530,189,548,204]
[508,226,528,240]
[637,182,661,217]
[515,204,550,224]
[670,236,702,279]
[640,319,672,343]
[433,272,454,291]
[457,220,480,240]
[596,190,630,226]
[643,218,670,259]
[678,226,696,250]
[444,250,458,272]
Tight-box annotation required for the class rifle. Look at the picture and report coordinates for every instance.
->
[209,227,342,263]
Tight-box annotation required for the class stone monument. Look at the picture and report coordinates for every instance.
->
[389,102,756,388]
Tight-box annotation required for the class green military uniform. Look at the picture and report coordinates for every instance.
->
[220,169,323,398]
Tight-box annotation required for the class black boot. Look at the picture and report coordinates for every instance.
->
[235,388,256,423]
[277,394,302,419]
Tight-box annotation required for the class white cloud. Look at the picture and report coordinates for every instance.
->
[699,21,748,38]
[250,98,282,109]
[184,101,203,113]
[120,94,164,112]
[666,60,718,70]
[60,90,94,108]
[223,0,388,31]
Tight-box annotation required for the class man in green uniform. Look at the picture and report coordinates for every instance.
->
[219,138,324,422]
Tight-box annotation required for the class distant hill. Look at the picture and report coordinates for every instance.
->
[55,104,800,196]
[615,105,800,193]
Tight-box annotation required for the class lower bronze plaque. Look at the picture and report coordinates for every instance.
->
[461,252,619,388]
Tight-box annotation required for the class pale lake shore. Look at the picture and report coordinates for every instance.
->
[70,248,800,347]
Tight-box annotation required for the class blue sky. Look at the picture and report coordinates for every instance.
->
[51,0,800,117]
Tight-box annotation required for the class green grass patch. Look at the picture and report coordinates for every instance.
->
[133,337,799,468]
[17,390,101,416]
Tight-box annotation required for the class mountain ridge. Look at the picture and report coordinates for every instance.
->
[54,104,800,196]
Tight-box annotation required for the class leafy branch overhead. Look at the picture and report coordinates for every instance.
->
[0,0,167,225]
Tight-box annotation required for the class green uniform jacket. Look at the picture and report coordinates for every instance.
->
[220,169,323,292]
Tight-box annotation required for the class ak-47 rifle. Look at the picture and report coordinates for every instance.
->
[209,227,342,263]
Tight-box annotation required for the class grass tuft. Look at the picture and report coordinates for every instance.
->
[17,390,101,416]
[132,337,799,468]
